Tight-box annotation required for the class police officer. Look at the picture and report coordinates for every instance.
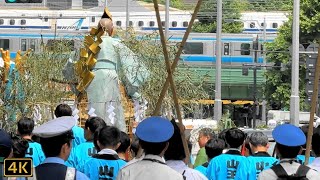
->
[117,116,184,180]
[17,117,45,167]
[31,116,89,180]
[259,124,320,180]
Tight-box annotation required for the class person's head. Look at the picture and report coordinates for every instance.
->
[198,128,215,148]
[54,104,72,118]
[272,124,306,159]
[130,135,140,158]
[11,134,29,158]
[312,128,320,156]
[95,126,121,150]
[116,131,130,154]
[33,116,76,161]
[248,132,269,153]
[136,116,174,156]
[300,125,313,149]
[225,128,245,148]
[164,120,186,161]
[218,128,230,149]
[205,138,225,160]
[84,117,107,141]
[0,129,13,160]
[17,117,34,136]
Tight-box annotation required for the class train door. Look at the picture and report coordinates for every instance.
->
[20,39,38,52]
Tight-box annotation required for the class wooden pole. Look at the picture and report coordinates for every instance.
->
[152,0,203,116]
[305,45,320,165]
[151,0,190,163]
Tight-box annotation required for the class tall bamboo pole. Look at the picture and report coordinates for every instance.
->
[305,46,320,165]
[151,0,192,162]
[152,0,203,116]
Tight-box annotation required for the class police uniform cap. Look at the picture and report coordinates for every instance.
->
[33,116,76,138]
[0,129,12,148]
[136,116,174,143]
[272,124,306,147]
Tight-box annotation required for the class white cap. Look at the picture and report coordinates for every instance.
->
[33,116,76,138]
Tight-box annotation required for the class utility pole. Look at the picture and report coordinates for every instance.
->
[253,36,259,129]
[214,0,222,122]
[290,0,300,126]
[126,0,129,38]
[165,0,169,39]
[262,17,267,124]
[104,0,107,7]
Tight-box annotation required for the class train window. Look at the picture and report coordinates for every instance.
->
[261,44,264,54]
[224,43,230,55]
[161,21,165,26]
[183,21,188,27]
[44,17,48,22]
[149,21,155,27]
[138,21,144,27]
[0,19,3,25]
[183,42,203,54]
[116,21,122,26]
[129,21,133,26]
[30,39,36,51]
[250,22,255,28]
[0,39,9,50]
[172,21,177,27]
[272,23,278,28]
[241,43,250,55]
[21,19,26,25]
[260,23,264,28]
[21,39,27,51]
[91,17,95,23]
[9,19,15,25]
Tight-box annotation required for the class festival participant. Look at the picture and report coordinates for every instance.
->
[116,131,130,162]
[17,117,45,167]
[194,138,225,176]
[309,127,320,171]
[164,120,208,180]
[236,132,278,180]
[0,129,13,179]
[70,117,107,172]
[32,116,89,180]
[54,104,85,148]
[117,116,184,180]
[11,134,29,158]
[83,126,126,180]
[194,128,215,168]
[206,128,247,180]
[296,125,316,164]
[259,124,320,180]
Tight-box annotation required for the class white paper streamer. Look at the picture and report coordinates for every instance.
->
[107,102,115,125]
[32,105,42,123]
[88,107,97,117]
[0,57,3,68]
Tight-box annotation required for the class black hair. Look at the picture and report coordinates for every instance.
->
[312,128,320,155]
[93,129,101,152]
[164,120,186,160]
[85,117,107,133]
[0,146,11,159]
[140,140,167,155]
[11,135,29,158]
[218,128,230,148]
[276,143,301,158]
[116,131,130,153]
[54,104,72,117]
[225,128,245,148]
[300,125,313,148]
[205,138,225,159]
[31,135,41,143]
[40,131,73,157]
[130,135,139,157]
[17,117,34,136]
[96,126,121,148]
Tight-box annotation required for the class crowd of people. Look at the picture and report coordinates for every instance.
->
[1,104,320,180]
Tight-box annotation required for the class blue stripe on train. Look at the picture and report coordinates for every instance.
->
[181,56,264,63]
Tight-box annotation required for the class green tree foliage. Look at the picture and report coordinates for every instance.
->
[116,29,209,116]
[264,0,320,111]
[192,0,243,33]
